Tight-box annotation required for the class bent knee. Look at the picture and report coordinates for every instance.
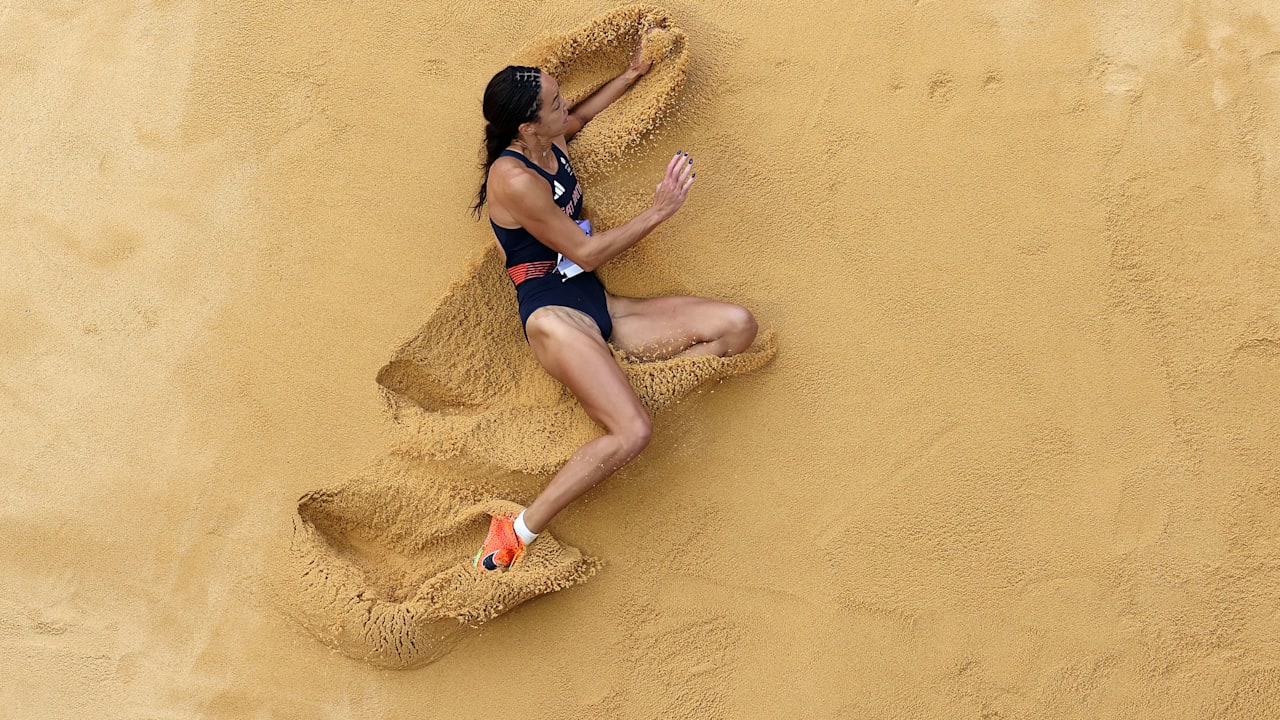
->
[725,304,758,350]
[616,412,652,457]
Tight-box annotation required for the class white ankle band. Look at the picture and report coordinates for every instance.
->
[513,511,539,545]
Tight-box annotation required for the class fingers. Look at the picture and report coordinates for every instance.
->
[653,149,695,218]
[667,151,684,176]
[667,152,693,177]
[662,151,696,194]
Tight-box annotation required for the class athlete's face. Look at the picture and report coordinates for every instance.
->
[535,73,570,135]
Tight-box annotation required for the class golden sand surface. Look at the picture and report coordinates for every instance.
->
[281,6,776,670]
[4,0,1280,717]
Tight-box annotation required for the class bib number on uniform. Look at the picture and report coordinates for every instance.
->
[556,219,592,281]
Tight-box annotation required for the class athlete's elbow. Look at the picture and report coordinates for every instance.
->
[552,245,596,271]
[572,249,602,272]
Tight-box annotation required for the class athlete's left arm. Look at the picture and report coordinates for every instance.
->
[565,28,655,140]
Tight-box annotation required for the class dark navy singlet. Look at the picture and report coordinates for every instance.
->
[490,143,613,342]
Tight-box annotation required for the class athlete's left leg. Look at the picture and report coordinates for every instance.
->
[605,293,758,361]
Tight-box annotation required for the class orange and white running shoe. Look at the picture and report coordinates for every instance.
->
[473,512,526,571]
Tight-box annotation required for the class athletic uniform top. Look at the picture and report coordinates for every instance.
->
[489,143,584,270]
[487,143,613,341]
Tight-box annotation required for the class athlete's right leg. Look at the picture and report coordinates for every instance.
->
[518,305,652,534]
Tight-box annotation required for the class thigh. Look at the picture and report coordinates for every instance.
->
[605,293,739,361]
[525,306,648,430]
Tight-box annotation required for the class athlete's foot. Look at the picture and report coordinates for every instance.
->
[473,512,527,572]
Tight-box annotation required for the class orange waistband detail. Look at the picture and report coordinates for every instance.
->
[507,261,557,286]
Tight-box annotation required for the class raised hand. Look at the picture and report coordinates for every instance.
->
[651,150,695,222]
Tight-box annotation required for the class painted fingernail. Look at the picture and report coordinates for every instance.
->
[677,150,683,154]
[687,158,693,164]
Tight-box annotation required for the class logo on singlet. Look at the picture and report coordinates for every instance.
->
[553,180,566,200]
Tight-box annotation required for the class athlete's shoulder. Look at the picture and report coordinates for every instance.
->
[490,149,526,172]
[490,162,551,208]
[489,153,535,187]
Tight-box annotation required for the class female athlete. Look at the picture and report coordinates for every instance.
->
[469,34,758,571]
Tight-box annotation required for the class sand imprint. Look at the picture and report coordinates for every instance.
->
[276,4,777,669]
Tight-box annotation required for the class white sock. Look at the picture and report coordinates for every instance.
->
[513,511,539,546]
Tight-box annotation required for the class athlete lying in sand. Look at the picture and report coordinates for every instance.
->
[468,29,758,570]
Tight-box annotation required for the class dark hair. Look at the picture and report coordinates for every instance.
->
[469,65,544,220]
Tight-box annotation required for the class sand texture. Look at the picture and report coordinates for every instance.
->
[514,4,690,182]
[5,0,1280,716]
[280,4,774,668]
[283,454,601,668]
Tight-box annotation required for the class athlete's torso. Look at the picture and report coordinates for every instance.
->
[488,141,584,267]
[486,140,611,341]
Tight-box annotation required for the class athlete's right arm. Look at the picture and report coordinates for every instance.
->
[498,170,603,270]
[497,151,695,271]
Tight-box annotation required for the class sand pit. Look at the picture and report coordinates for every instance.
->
[280,3,775,667]
[8,0,1280,715]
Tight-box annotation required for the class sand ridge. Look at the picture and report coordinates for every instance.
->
[278,3,776,669]
[283,455,601,668]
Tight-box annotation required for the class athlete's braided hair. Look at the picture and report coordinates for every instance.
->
[470,66,544,220]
